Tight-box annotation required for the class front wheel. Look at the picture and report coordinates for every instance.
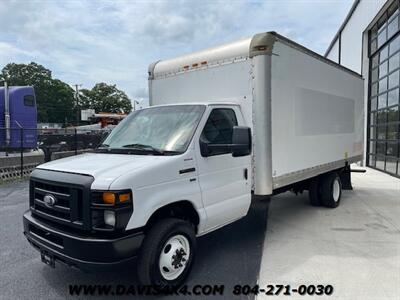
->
[137,218,196,286]
[321,173,342,208]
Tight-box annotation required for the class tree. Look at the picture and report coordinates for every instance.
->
[1,63,133,124]
[80,83,132,114]
[0,62,75,123]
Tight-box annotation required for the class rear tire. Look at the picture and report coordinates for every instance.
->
[137,218,196,287]
[321,173,342,208]
[309,177,321,206]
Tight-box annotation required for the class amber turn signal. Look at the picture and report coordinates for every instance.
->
[102,192,116,204]
[119,193,131,203]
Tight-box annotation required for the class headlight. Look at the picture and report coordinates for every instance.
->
[104,210,116,227]
[91,190,133,231]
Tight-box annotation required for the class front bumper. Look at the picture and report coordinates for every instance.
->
[23,210,144,272]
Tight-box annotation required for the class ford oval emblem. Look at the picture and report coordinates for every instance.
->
[43,194,57,207]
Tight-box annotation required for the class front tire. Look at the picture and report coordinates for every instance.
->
[137,218,196,286]
[321,173,342,208]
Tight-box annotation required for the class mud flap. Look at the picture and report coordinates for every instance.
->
[340,165,353,190]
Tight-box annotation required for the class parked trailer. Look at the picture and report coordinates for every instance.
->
[23,32,363,286]
[0,85,37,149]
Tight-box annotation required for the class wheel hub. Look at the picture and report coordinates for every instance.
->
[171,248,187,269]
[159,234,190,280]
[333,178,340,202]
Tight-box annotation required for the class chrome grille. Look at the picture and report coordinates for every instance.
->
[31,180,84,228]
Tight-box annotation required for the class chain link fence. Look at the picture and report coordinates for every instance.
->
[0,127,110,182]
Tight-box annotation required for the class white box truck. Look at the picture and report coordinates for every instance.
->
[23,32,364,286]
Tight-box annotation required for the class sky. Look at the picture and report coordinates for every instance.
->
[0,0,353,108]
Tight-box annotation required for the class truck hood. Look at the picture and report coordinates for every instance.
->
[37,152,178,189]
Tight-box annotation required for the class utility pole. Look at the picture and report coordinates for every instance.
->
[74,84,82,126]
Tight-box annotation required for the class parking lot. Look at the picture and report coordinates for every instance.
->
[258,168,400,300]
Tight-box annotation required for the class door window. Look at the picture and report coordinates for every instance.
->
[24,95,35,106]
[201,108,237,156]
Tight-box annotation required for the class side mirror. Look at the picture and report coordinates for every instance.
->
[199,138,211,157]
[199,137,231,157]
[231,126,252,157]
[199,126,251,157]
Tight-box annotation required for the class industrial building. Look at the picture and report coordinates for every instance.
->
[325,0,400,177]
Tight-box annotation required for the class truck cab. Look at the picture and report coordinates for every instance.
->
[23,103,252,285]
[0,85,37,149]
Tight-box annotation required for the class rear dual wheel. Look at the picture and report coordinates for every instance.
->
[321,173,342,208]
[309,172,342,208]
[309,177,321,206]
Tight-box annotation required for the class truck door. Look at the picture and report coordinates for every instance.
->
[195,106,251,231]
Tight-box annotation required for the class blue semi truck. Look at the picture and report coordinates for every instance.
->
[0,83,38,149]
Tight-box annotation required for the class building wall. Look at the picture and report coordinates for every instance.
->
[326,0,400,177]
[328,39,339,63]
[326,0,387,73]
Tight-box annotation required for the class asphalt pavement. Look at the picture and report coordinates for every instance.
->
[0,180,269,300]
[258,168,400,300]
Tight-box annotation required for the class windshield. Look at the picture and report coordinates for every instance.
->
[99,105,205,154]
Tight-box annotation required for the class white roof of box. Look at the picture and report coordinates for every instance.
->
[149,32,361,79]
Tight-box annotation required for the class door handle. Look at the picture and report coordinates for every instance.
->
[179,167,196,174]
[244,168,248,180]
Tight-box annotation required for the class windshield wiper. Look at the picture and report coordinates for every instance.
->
[98,143,109,148]
[121,143,166,155]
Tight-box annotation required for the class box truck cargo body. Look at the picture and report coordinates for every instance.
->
[23,32,363,286]
[149,32,364,195]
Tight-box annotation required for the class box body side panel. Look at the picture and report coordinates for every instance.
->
[270,41,364,186]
